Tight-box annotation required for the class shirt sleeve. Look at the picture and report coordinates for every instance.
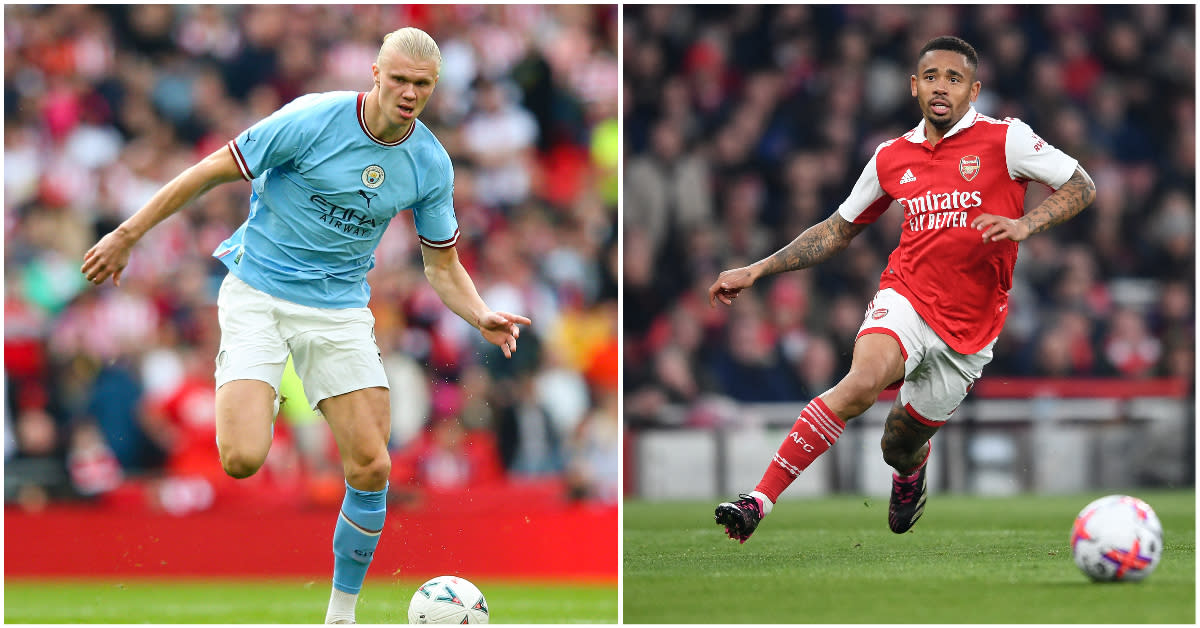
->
[413,155,460,248]
[226,97,315,181]
[837,143,894,224]
[1004,118,1078,190]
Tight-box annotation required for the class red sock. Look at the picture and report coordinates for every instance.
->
[755,397,846,502]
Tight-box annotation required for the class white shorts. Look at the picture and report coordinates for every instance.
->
[856,288,995,425]
[214,274,389,409]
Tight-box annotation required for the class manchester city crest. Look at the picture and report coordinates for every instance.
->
[959,155,980,182]
[361,165,385,188]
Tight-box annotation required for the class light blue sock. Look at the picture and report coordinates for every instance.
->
[331,481,387,594]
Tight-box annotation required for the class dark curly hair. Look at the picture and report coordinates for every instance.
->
[918,35,979,75]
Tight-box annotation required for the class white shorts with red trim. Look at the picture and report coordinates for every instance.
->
[214,274,389,409]
[856,288,995,425]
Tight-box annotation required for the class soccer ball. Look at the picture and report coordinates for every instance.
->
[407,575,489,624]
[1070,495,1163,582]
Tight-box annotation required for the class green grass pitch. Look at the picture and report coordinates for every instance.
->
[3,578,617,623]
[624,490,1194,624]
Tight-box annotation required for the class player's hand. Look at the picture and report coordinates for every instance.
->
[971,213,1031,243]
[478,311,532,358]
[81,229,135,286]
[708,266,757,307]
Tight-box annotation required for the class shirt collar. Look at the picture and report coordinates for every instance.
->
[906,106,979,144]
[357,92,415,147]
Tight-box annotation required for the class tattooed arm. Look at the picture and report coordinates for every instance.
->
[709,212,868,307]
[971,165,1096,243]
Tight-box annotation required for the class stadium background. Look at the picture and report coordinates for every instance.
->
[622,5,1194,500]
[4,3,618,591]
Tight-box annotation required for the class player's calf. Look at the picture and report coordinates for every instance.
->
[881,439,930,474]
[881,404,938,533]
[716,397,846,543]
[327,479,388,623]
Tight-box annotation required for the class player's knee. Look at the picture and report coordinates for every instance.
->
[218,446,267,479]
[345,451,391,490]
[834,370,885,417]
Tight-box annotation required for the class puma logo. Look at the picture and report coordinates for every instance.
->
[358,190,378,209]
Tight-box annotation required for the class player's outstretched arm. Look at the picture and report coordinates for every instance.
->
[972,165,1096,243]
[709,211,867,307]
[419,244,532,358]
[81,146,245,286]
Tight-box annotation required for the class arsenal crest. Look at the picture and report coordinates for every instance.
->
[959,155,980,182]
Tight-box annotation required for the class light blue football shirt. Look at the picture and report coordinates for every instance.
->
[214,91,459,309]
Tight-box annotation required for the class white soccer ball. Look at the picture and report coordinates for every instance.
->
[1070,495,1163,582]
[407,575,489,624]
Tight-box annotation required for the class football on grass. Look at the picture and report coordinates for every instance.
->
[408,575,489,624]
[1070,495,1163,582]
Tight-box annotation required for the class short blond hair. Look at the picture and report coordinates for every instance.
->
[377,27,442,75]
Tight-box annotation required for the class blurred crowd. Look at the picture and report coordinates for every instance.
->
[4,4,619,513]
[623,5,1195,425]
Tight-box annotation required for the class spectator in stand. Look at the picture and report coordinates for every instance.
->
[1103,308,1163,378]
[705,304,796,403]
[415,415,504,490]
[789,335,839,402]
[85,355,164,473]
[1151,280,1193,363]
[495,370,565,477]
[566,384,618,504]
[65,421,123,499]
[5,389,72,510]
[459,78,538,209]
[1033,310,1097,377]
[139,347,222,485]
[392,386,505,498]
[624,118,714,265]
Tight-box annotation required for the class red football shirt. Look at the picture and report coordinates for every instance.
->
[838,109,1078,353]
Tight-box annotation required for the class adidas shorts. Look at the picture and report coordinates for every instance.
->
[214,273,389,409]
[856,288,995,425]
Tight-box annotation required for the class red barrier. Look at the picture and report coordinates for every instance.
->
[4,500,618,581]
[829,377,1186,403]
[972,377,1188,399]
